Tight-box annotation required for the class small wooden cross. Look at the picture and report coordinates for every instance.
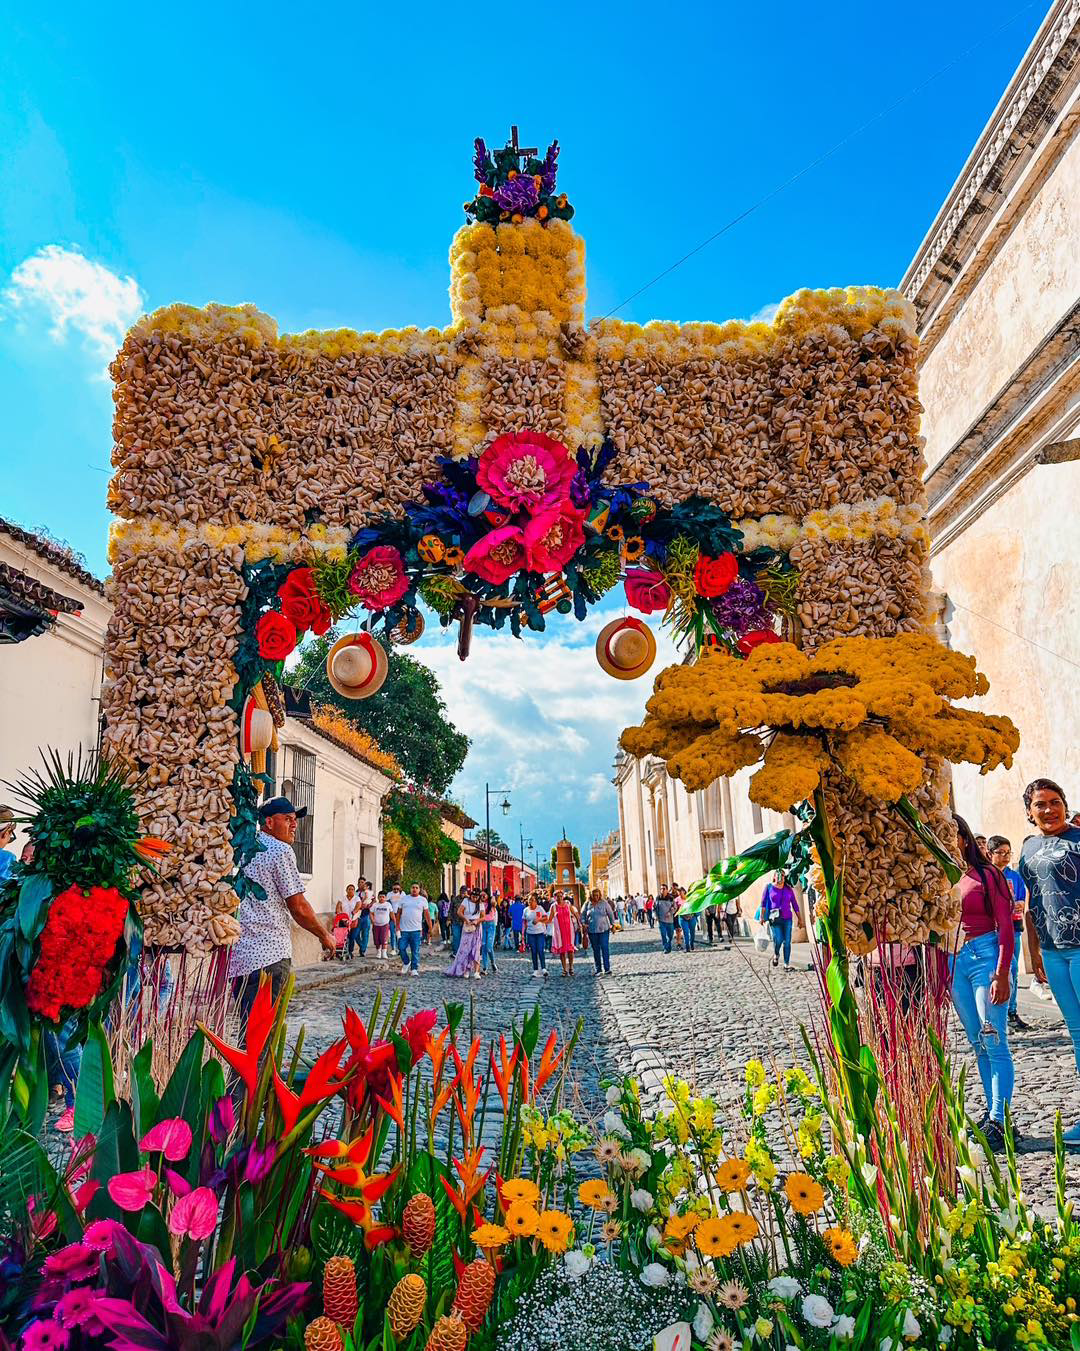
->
[508,125,537,159]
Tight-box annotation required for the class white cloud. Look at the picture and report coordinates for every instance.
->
[747,300,781,325]
[4,244,143,362]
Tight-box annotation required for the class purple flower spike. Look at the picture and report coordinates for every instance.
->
[540,140,560,194]
[473,138,490,185]
[208,1095,236,1144]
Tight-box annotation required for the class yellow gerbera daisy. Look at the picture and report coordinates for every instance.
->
[536,1209,574,1253]
[578,1179,614,1210]
[784,1172,825,1216]
[500,1178,540,1207]
[470,1223,510,1250]
[824,1225,857,1266]
[504,1201,540,1237]
[694,1217,737,1259]
[723,1211,759,1246]
[713,1158,751,1193]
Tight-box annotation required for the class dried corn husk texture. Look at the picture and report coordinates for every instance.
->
[104,219,937,951]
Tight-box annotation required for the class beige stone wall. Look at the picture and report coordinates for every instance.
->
[918,131,1080,474]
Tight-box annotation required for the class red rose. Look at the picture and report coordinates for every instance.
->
[278,567,332,636]
[737,629,782,655]
[256,611,297,660]
[694,553,738,599]
[624,570,671,615]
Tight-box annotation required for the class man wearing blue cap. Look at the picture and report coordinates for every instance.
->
[229,796,336,1017]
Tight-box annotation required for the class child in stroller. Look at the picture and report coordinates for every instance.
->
[331,910,352,960]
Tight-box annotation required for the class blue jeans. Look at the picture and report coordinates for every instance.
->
[481,922,497,970]
[950,931,1014,1124]
[44,1019,82,1109]
[590,930,611,973]
[451,922,463,955]
[679,915,697,950]
[398,930,421,971]
[1008,923,1022,1016]
[658,920,675,953]
[526,933,547,971]
[356,913,371,955]
[1041,946,1080,1078]
[771,917,793,964]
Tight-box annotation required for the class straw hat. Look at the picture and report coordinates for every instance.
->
[326,632,388,699]
[595,617,656,680]
[239,696,275,755]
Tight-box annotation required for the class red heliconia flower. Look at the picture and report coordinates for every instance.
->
[272,1039,348,1135]
[200,979,280,1102]
[401,1009,438,1065]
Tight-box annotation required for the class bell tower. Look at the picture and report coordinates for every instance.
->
[552,831,585,903]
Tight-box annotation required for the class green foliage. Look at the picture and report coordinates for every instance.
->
[474,828,504,850]
[290,634,469,797]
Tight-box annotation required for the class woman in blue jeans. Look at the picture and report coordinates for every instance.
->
[1019,779,1080,1142]
[762,872,799,969]
[479,895,499,974]
[951,816,1014,1150]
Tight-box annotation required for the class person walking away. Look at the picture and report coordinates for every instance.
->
[480,893,499,974]
[370,891,393,960]
[615,896,626,929]
[654,890,676,953]
[587,888,615,976]
[231,797,335,1019]
[447,892,484,978]
[763,872,799,970]
[497,896,510,949]
[988,835,1030,1032]
[394,883,427,976]
[1018,779,1080,1141]
[524,896,551,977]
[952,815,1014,1149]
[509,894,526,951]
[677,889,698,952]
[551,890,579,977]
[437,891,452,945]
[451,885,469,954]
[723,896,741,948]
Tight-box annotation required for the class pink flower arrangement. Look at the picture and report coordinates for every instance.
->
[42,1243,99,1283]
[523,502,586,573]
[168,1185,218,1240]
[463,526,527,583]
[624,570,672,614]
[348,546,409,609]
[476,431,576,512]
[139,1117,192,1162]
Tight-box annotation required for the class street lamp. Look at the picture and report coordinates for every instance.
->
[519,827,533,896]
[484,783,511,893]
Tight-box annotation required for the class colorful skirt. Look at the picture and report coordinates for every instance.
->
[447,925,483,976]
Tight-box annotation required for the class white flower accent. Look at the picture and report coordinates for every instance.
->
[640,1262,672,1288]
[631,1188,654,1212]
[563,1249,592,1279]
[646,1224,663,1249]
[957,1164,978,1190]
[859,1162,878,1187]
[767,1276,802,1300]
[801,1294,835,1328]
[628,1147,651,1171]
[902,1309,921,1338]
[605,1085,622,1106]
[939,1327,953,1344]
[832,1315,856,1340]
[693,1303,714,1341]
[603,1110,631,1139]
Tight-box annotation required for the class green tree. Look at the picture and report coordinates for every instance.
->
[474,827,505,850]
[290,633,469,797]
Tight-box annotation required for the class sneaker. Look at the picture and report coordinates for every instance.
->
[1008,1012,1030,1031]
[982,1119,1008,1153]
[772,955,779,967]
[410,968,419,977]
[490,961,498,974]
[532,970,542,978]
[55,1106,75,1133]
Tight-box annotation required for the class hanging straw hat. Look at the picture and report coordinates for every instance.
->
[326,632,389,700]
[239,695,275,756]
[595,617,656,680]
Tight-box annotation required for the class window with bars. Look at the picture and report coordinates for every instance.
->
[288,745,316,874]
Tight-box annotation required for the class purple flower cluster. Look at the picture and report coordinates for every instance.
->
[473,138,490,185]
[540,140,560,194]
[711,577,770,635]
[493,175,539,213]
[569,468,591,508]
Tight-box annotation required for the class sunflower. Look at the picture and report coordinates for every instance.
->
[689,1268,719,1295]
[784,1172,825,1216]
[501,1178,540,1207]
[443,545,465,567]
[536,1209,574,1253]
[717,1279,750,1310]
[723,1211,759,1246]
[622,535,646,562]
[578,1179,614,1210]
[601,1219,622,1243]
[713,1158,751,1193]
[470,1222,510,1250]
[594,1137,621,1166]
[824,1225,857,1266]
[504,1201,540,1237]
[694,1217,737,1259]
[606,524,625,543]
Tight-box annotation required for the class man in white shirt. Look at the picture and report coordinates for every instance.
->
[231,797,335,1017]
[393,882,428,975]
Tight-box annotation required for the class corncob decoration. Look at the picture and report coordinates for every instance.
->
[387,1272,427,1340]
[451,1258,495,1333]
[305,1317,344,1351]
[402,1192,436,1255]
[424,1313,467,1351]
[322,1255,358,1327]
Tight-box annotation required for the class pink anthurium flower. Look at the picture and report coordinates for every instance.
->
[107,1166,157,1212]
[139,1117,193,1161]
[168,1186,218,1240]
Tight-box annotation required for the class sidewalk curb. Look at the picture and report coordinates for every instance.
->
[597,973,669,1108]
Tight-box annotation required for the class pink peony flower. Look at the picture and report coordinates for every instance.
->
[347,546,409,610]
[168,1186,218,1240]
[20,1319,68,1351]
[475,431,576,512]
[624,570,672,614]
[106,1166,157,1212]
[523,502,586,573]
[139,1117,193,1162]
[462,525,527,584]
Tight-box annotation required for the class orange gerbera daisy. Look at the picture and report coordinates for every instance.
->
[536,1209,574,1253]
[824,1225,857,1266]
[578,1179,614,1210]
[664,1212,700,1242]
[504,1201,540,1237]
[713,1158,751,1193]
[784,1172,825,1216]
[723,1211,760,1246]
[501,1178,540,1207]
[694,1216,737,1259]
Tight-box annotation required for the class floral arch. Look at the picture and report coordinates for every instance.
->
[102,132,949,956]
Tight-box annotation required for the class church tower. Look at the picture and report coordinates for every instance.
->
[552,831,585,903]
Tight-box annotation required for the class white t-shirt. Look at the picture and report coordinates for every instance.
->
[370,900,392,925]
[394,893,428,933]
[525,904,550,935]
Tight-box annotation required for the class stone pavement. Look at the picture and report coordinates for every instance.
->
[290,926,1076,1211]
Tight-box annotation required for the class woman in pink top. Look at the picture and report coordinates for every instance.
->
[951,815,1015,1150]
[551,890,580,977]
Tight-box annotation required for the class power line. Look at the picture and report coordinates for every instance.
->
[950,601,1080,674]
[601,0,1040,320]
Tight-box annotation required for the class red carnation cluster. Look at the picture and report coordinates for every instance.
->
[25,885,130,1021]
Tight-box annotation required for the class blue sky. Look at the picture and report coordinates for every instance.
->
[0,0,1044,864]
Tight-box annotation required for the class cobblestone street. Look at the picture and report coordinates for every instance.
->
[291,925,1078,1213]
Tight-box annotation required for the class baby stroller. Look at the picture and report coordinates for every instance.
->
[332,913,351,961]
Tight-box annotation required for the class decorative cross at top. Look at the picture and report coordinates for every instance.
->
[507,124,537,159]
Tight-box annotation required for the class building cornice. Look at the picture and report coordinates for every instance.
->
[902,1,1080,351]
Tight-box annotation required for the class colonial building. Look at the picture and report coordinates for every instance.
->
[902,0,1080,845]
[461,837,535,896]
[589,830,618,896]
